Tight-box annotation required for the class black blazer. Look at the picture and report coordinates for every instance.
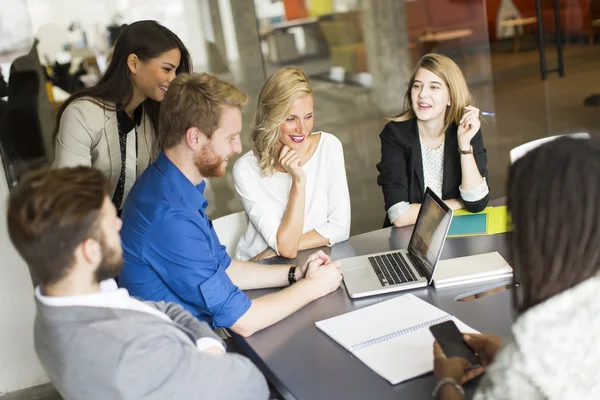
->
[376,118,489,227]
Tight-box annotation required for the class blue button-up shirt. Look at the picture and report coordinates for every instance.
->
[119,152,251,328]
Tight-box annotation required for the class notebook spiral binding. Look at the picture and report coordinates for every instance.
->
[348,314,453,352]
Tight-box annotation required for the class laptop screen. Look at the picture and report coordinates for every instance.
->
[408,189,452,278]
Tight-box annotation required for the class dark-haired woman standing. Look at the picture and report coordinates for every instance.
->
[52,20,192,211]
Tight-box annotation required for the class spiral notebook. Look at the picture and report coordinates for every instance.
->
[315,294,478,384]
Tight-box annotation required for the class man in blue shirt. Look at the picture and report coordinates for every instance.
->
[119,73,342,337]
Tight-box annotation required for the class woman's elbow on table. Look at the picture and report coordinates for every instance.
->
[391,207,420,227]
[275,233,299,259]
[337,228,350,244]
[278,246,298,260]
[463,194,490,213]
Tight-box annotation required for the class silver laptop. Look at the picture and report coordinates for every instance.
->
[341,188,453,298]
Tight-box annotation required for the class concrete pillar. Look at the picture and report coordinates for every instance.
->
[228,0,266,81]
[200,0,230,73]
[360,0,412,116]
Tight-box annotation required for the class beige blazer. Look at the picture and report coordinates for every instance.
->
[52,98,156,203]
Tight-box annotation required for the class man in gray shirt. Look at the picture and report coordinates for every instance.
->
[6,166,269,400]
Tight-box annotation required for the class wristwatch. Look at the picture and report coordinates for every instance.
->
[458,145,473,155]
[288,266,298,285]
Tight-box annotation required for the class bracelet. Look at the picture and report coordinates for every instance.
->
[432,378,464,398]
[458,145,473,155]
[288,266,297,285]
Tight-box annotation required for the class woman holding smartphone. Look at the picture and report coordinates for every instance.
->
[432,137,600,399]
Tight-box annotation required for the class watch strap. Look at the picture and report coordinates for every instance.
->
[288,266,297,285]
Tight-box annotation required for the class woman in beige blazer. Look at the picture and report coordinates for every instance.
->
[53,21,192,211]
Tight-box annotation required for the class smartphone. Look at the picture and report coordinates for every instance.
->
[429,320,480,368]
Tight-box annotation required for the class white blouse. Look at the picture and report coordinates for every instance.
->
[233,132,351,261]
[387,140,489,224]
[421,141,445,199]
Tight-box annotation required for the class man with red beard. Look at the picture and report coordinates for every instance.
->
[119,73,343,338]
[6,167,268,399]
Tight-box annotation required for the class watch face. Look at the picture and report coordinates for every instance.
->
[288,266,297,284]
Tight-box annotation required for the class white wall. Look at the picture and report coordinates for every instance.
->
[333,0,359,12]
[252,0,359,18]
[0,158,49,395]
[182,0,208,68]
[16,0,208,68]
[253,0,284,19]
[219,0,239,62]
[0,0,33,53]
[1,0,248,70]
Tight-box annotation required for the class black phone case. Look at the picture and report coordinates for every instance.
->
[429,321,481,368]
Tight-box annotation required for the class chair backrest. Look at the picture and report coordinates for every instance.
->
[212,211,248,258]
[203,178,216,217]
[509,132,590,164]
[8,39,54,163]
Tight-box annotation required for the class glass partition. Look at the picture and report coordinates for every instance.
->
[2,0,598,234]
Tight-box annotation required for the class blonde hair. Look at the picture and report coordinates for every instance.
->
[390,53,472,134]
[251,67,314,176]
[158,73,248,150]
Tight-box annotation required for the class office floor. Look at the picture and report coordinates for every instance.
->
[0,384,61,400]
[3,42,600,400]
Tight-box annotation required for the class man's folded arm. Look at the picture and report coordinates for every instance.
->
[144,300,224,348]
[116,332,269,399]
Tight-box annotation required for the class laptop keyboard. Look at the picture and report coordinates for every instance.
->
[368,252,419,287]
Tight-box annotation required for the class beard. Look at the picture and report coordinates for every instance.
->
[194,142,227,178]
[94,234,124,283]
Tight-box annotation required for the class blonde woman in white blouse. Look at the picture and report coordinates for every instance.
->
[376,53,490,228]
[233,67,351,261]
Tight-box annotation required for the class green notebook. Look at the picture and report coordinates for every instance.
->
[448,213,487,236]
[448,206,511,237]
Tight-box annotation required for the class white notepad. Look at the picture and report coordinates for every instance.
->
[433,252,513,288]
[315,294,478,385]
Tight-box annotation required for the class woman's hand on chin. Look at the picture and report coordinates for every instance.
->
[279,146,306,184]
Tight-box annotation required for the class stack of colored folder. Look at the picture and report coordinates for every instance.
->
[447,206,512,237]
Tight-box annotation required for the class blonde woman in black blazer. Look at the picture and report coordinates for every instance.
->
[377,54,489,228]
